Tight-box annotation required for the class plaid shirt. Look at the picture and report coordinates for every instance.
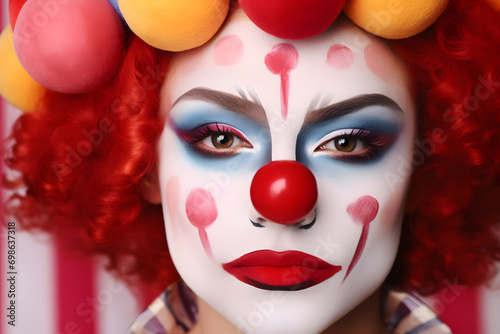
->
[127,281,452,334]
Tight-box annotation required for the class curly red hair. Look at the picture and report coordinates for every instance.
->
[5,0,500,294]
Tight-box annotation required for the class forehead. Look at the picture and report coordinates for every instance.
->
[162,11,411,114]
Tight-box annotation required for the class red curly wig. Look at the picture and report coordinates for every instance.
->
[5,0,500,294]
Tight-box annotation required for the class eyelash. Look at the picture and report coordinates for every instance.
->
[174,121,394,161]
[177,123,252,156]
[314,129,395,162]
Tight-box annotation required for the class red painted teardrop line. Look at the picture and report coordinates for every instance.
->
[343,196,379,282]
[343,225,369,283]
[265,44,299,120]
[198,229,213,259]
[250,160,317,225]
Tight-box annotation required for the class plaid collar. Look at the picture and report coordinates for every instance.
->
[127,281,452,334]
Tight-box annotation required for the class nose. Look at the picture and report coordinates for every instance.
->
[250,160,318,225]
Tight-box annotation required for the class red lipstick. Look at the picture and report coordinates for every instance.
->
[222,250,341,291]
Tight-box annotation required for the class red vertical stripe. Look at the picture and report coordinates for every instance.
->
[439,286,483,334]
[55,222,97,334]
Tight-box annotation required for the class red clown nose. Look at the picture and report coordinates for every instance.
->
[250,161,318,225]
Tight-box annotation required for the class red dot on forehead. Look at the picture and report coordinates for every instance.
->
[265,43,299,120]
[214,34,244,66]
[265,43,299,75]
[327,44,354,70]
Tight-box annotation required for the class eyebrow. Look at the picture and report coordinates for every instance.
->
[172,87,268,124]
[303,94,403,125]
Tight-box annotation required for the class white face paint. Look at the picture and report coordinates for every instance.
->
[157,11,415,334]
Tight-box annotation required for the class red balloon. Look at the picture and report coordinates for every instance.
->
[239,0,345,39]
[9,0,28,29]
[250,161,318,225]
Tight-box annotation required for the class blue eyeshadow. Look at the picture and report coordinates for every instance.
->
[296,108,404,169]
[168,104,271,170]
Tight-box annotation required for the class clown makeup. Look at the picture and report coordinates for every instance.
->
[158,12,415,334]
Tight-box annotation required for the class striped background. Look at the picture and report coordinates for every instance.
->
[1,1,500,333]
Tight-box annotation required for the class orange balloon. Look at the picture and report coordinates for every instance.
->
[0,26,44,112]
[118,0,230,51]
[344,0,449,39]
[485,0,500,12]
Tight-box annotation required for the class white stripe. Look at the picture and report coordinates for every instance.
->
[1,97,56,334]
[2,229,57,334]
[96,258,143,334]
[482,269,500,334]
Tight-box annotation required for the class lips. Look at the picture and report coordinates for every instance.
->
[222,250,341,291]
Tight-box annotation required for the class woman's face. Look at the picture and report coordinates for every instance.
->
[158,11,415,334]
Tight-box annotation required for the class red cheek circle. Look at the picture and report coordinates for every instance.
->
[327,44,354,70]
[166,176,181,224]
[186,188,218,229]
[347,195,379,226]
[213,34,244,66]
[364,42,395,82]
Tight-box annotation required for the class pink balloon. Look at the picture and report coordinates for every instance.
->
[13,0,124,94]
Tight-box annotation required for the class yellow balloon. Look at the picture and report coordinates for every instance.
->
[118,0,230,52]
[344,0,449,39]
[0,26,44,113]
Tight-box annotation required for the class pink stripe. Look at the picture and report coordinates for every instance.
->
[1,3,5,332]
[55,225,97,334]
[0,105,4,334]
[438,286,483,334]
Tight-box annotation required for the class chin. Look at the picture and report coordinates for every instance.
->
[207,279,379,334]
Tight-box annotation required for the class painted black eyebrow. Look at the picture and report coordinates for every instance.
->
[172,87,268,125]
[303,94,403,125]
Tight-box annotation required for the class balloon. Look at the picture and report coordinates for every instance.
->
[239,0,345,40]
[9,0,28,29]
[13,0,124,94]
[250,161,318,225]
[0,26,44,113]
[0,26,45,112]
[486,0,500,12]
[118,0,229,52]
[344,0,449,39]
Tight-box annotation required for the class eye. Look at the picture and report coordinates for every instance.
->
[176,123,253,156]
[202,131,248,151]
[213,133,233,148]
[328,136,367,153]
[314,129,395,162]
